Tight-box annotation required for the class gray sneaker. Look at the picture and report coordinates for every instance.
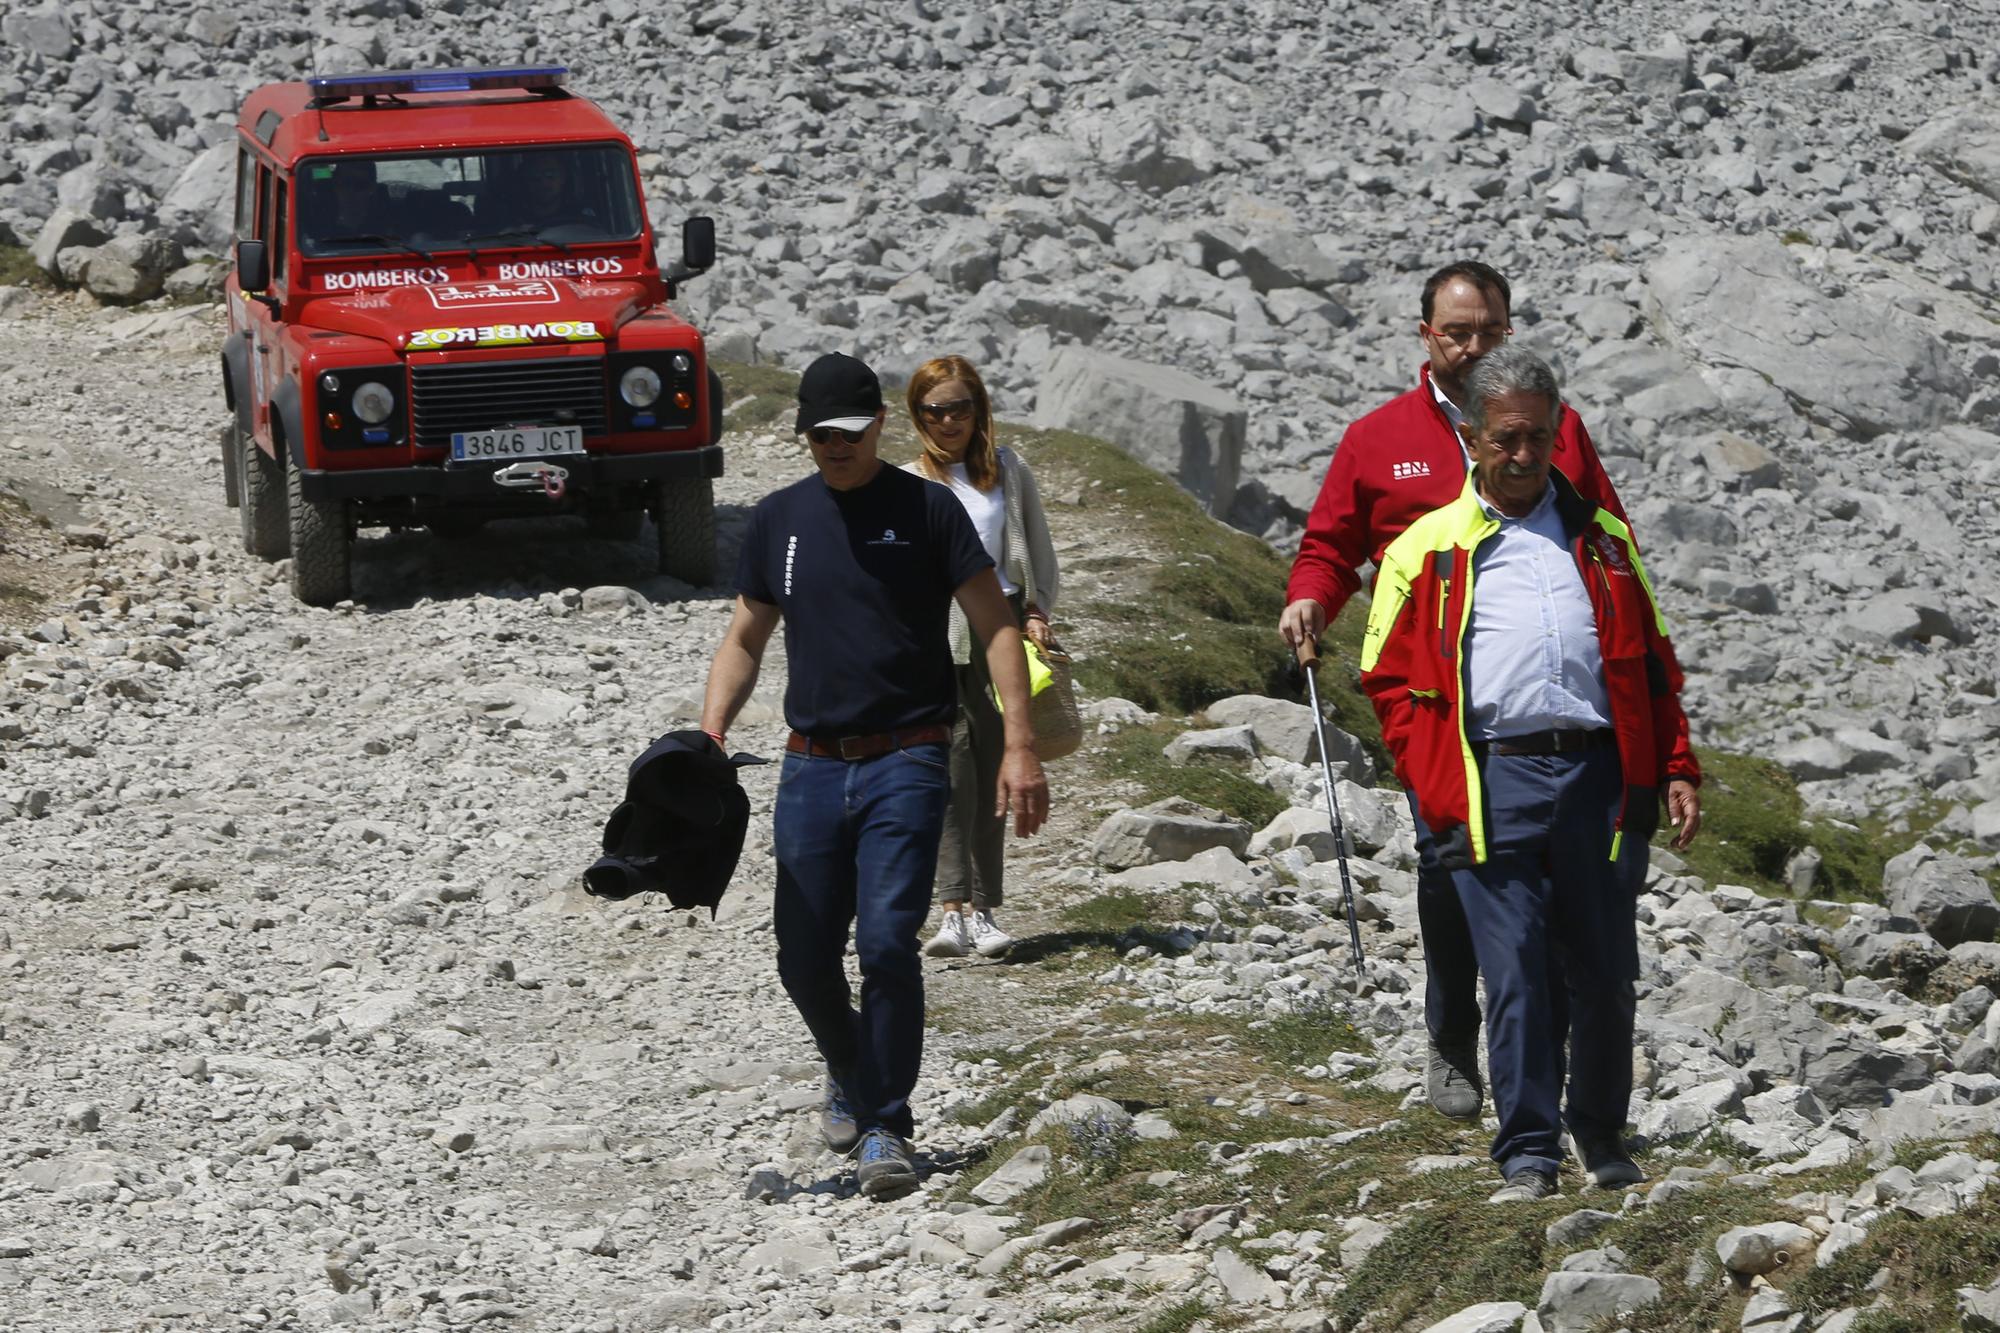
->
[1488,1168,1559,1203]
[1426,1038,1483,1121]
[820,1072,860,1154]
[854,1128,918,1200]
[1571,1133,1644,1188]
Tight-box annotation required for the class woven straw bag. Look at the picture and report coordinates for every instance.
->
[1027,637,1082,761]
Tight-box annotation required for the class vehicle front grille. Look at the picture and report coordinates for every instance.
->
[410,356,608,449]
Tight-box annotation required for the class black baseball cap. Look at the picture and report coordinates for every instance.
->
[795,352,884,433]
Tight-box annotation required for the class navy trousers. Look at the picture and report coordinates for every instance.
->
[1451,747,1652,1178]
[771,742,951,1139]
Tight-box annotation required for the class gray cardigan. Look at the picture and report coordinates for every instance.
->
[904,447,1061,665]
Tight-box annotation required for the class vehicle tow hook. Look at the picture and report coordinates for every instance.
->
[491,461,569,501]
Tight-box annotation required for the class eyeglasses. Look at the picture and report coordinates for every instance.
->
[1424,323,1512,347]
[805,425,868,446]
[918,397,974,423]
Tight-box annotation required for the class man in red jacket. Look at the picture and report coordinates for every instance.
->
[1279,261,1630,1122]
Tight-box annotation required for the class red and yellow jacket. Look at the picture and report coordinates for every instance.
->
[1286,364,1629,624]
[1359,470,1700,867]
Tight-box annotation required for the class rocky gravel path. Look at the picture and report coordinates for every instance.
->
[0,296,1112,1331]
[10,296,2000,1333]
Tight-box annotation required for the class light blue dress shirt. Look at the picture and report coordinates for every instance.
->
[1462,483,1612,741]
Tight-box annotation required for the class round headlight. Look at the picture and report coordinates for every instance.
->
[620,365,663,407]
[351,381,395,425]
[670,353,693,375]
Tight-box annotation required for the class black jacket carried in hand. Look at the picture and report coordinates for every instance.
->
[585,730,765,914]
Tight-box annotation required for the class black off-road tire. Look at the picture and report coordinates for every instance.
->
[238,422,288,559]
[220,422,241,509]
[654,476,716,586]
[286,460,352,606]
[584,507,645,541]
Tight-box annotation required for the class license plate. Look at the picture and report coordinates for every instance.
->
[450,425,583,462]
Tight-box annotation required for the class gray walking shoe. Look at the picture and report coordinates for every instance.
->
[854,1128,918,1200]
[1488,1168,1559,1203]
[820,1071,860,1154]
[1426,1038,1483,1121]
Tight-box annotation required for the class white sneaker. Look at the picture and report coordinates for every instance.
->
[967,910,1015,958]
[923,912,969,958]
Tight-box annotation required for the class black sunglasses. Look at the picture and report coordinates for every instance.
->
[805,425,868,446]
[917,397,975,423]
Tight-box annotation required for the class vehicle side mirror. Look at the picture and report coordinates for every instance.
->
[236,239,270,292]
[681,216,715,273]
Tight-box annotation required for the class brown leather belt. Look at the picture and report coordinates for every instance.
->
[1481,728,1617,757]
[785,724,951,761]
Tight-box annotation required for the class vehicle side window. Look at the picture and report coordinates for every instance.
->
[255,163,273,243]
[272,178,289,284]
[235,147,258,240]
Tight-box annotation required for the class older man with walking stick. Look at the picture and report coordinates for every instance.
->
[1359,347,1700,1201]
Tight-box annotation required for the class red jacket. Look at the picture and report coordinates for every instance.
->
[1358,471,1699,867]
[1286,365,1629,623]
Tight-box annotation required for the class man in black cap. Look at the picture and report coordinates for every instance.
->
[699,351,1049,1199]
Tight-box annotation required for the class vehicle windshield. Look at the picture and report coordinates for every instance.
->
[297,143,642,259]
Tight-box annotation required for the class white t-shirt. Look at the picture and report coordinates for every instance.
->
[943,462,1016,596]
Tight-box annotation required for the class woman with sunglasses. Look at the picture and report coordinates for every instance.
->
[904,356,1060,960]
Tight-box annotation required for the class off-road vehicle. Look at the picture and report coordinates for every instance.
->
[220,65,721,605]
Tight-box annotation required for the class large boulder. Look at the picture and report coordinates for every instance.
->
[1033,346,1245,516]
[1201,695,1373,782]
[1645,235,1971,438]
[30,207,106,279]
[1192,226,1361,293]
[1884,846,2000,948]
[1071,104,1217,193]
[79,236,187,306]
[1090,797,1250,870]
[159,142,238,253]
[1903,109,2000,204]
[0,7,76,60]
[1537,1271,1660,1333]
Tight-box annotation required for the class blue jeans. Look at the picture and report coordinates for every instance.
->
[1450,747,1653,1179]
[772,742,951,1139]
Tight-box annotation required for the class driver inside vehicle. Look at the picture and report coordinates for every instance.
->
[314,160,389,241]
[481,153,595,235]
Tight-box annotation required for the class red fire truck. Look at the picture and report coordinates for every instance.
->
[220,66,721,605]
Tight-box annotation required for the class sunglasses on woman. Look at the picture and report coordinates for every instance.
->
[805,425,869,446]
[918,397,974,423]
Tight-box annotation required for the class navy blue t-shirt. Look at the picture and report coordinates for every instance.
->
[738,463,993,736]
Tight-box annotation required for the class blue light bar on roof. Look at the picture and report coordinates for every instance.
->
[307,66,568,99]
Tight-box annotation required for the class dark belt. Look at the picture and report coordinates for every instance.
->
[1479,728,1617,757]
[785,724,951,761]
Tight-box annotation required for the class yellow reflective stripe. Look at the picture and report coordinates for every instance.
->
[1408,688,1441,699]
[1455,558,1485,864]
[1609,829,1623,863]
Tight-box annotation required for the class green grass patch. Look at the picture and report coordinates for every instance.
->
[1700,1173,2000,1331]
[1329,1197,1551,1329]
[713,359,809,430]
[1133,1298,1213,1333]
[1671,750,1941,903]
[1093,720,1292,826]
[997,423,1304,714]
[0,244,51,288]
